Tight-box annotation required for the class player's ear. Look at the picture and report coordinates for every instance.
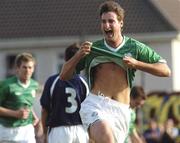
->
[120,20,123,28]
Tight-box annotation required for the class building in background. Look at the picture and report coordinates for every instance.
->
[0,0,179,92]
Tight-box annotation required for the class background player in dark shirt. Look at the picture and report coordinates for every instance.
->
[40,43,89,143]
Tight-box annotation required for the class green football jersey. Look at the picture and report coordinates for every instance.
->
[128,109,136,134]
[124,109,136,143]
[0,76,39,127]
[76,36,165,88]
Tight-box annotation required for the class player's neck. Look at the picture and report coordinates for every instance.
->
[17,78,30,88]
[105,35,124,49]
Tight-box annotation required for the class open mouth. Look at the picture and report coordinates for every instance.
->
[105,29,114,38]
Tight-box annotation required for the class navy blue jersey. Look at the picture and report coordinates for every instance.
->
[40,74,89,127]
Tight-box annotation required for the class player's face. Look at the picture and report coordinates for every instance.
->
[17,61,35,83]
[101,12,122,44]
[130,97,145,108]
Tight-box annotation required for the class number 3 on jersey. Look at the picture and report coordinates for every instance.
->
[65,87,78,113]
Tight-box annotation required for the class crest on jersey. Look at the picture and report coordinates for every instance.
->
[15,92,22,96]
[124,53,132,57]
[31,90,36,97]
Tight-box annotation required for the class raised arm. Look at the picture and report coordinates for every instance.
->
[123,56,171,77]
[60,41,92,80]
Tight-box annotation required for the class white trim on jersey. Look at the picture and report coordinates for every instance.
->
[50,76,59,98]
[104,36,125,52]
[50,75,89,98]
[79,76,89,97]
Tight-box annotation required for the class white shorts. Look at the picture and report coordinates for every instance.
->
[79,93,131,143]
[48,125,89,143]
[0,124,36,143]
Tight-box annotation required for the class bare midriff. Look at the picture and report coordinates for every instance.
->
[91,62,130,104]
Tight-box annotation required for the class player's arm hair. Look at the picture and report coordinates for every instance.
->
[135,61,171,77]
[60,52,82,80]
[41,108,48,134]
[0,107,18,117]
[0,106,30,119]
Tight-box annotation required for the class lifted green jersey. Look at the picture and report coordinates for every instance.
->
[0,76,39,127]
[76,36,166,88]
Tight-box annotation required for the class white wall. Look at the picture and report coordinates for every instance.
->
[35,47,65,85]
[172,38,180,91]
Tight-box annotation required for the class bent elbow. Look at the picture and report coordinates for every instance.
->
[161,68,171,77]
[166,69,171,77]
[160,64,171,77]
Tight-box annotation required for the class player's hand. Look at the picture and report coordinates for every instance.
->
[16,108,30,119]
[33,116,39,126]
[123,55,138,69]
[77,41,92,58]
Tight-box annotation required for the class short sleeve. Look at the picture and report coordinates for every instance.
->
[0,84,8,106]
[136,42,166,63]
[40,78,52,111]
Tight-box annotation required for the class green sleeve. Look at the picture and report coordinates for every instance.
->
[136,42,164,63]
[0,84,8,106]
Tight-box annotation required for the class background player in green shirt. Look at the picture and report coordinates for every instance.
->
[125,86,147,143]
[60,1,171,143]
[0,52,39,143]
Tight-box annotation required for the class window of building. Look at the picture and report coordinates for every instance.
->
[6,54,16,77]
[58,52,65,72]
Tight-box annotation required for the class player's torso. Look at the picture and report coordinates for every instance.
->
[3,77,38,109]
[86,38,135,103]
[91,62,130,104]
[48,75,87,127]
[0,77,38,127]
